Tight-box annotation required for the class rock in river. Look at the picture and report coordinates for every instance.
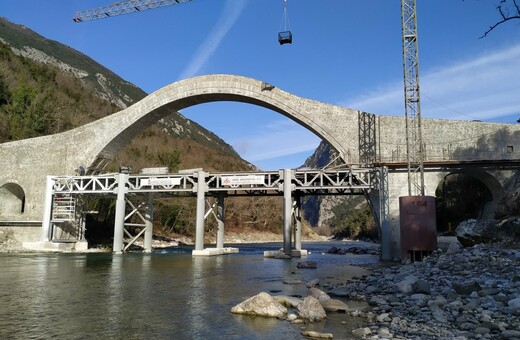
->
[230,292,287,318]
[297,296,327,322]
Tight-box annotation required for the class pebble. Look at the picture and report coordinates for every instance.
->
[327,243,520,339]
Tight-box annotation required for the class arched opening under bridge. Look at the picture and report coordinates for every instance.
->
[435,169,503,234]
[0,183,26,217]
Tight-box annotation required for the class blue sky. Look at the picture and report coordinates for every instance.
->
[1,0,520,170]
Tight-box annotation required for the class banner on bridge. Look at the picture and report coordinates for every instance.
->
[140,177,182,187]
[221,175,265,187]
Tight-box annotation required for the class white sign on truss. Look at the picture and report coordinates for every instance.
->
[140,177,182,187]
[221,175,265,187]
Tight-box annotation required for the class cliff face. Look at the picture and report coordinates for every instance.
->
[300,141,366,232]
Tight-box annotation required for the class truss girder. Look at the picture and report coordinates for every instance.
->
[49,168,379,198]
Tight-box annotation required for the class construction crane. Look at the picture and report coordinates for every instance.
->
[73,0,192,23]
[73,0,425,197]
[400,0,425,196]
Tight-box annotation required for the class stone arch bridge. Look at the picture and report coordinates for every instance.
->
[0,74,519,259]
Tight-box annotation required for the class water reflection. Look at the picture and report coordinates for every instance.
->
[0,241,378,339]
[188,256,209,337]
[105,255,123,336]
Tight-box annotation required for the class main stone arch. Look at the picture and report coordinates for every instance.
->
[0,74,363,223]
[78,74,362,173]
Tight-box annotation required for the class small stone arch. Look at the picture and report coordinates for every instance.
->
[448,168,504,202]
[0,182,26,217]
[435,169,504,232]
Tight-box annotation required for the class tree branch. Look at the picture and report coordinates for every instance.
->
[480,0,520,38]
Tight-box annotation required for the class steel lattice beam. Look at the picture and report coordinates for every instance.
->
[73,0,192,22]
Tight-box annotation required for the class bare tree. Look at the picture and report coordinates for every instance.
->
[481,0,520,38]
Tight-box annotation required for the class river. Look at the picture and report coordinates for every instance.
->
[0,241,379,339]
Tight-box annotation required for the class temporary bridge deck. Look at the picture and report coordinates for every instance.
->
[41,167,381,255]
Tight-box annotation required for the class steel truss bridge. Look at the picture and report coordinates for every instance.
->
[42,167,382,255]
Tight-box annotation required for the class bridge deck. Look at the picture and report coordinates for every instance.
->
[50,168,380,197]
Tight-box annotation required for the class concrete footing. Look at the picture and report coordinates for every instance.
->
[22,241,88,252]
[263,249,308,258]
[192,247,239,256]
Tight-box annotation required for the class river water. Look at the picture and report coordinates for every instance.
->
[0,241,379,339]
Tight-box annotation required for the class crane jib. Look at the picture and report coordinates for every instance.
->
[73,0,193,23]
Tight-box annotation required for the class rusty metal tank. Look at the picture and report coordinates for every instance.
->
[399,195,437,261]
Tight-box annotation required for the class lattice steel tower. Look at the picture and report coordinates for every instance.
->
[401,0,425,196]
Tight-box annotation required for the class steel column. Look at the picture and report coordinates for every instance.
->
[216,193,225,249]
[40,176,54,241]
[113,173,128,254]
[282,169,293,255]
[195,170,207,251]
[378,167,392,260]
[294,193,302,251]
[144,193,154,253]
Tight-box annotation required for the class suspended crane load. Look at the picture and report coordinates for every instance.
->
[73,0,192,23]
[278,31,292,45]
[278,0,292,45]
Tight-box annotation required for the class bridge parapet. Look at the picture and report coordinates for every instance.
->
[376,116,520,164]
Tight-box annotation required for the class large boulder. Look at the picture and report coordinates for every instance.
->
[455,218,520,247]
[273,295,302,308]
[230,292,287,318]
[309,287,331,302]
[301,331,333,339]
[496,189,520,219]
[496,217,520,240]
[455,219,498,247]
[297,296,327,322]
[321,298,351,312]
[452,281,482,296]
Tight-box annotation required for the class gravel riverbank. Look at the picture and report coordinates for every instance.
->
[326,243,520,339]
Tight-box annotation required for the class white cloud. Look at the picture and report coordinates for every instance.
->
[343,43,520,122]
[178,0,248,79]
[231,120,320,162]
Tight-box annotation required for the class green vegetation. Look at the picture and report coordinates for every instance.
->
[327,196,378,240]
[0,17,146,106]
[0,41,118,142]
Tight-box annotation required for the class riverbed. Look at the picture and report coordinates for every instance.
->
[0,241,379,339]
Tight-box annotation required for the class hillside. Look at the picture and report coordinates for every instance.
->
[0,17,242,158]
[0,17,291,243]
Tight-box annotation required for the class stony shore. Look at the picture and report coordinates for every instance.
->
[323,242,520,339]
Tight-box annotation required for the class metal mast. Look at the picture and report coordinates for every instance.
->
[73,0,192,23]
[400,0,425,196]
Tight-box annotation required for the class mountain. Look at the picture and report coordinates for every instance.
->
[0,16,242,159]
[0,17,290,243]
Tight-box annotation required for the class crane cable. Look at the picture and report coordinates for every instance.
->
[280,0,291,32]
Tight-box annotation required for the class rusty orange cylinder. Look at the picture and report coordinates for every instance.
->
[399,195,437,261]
